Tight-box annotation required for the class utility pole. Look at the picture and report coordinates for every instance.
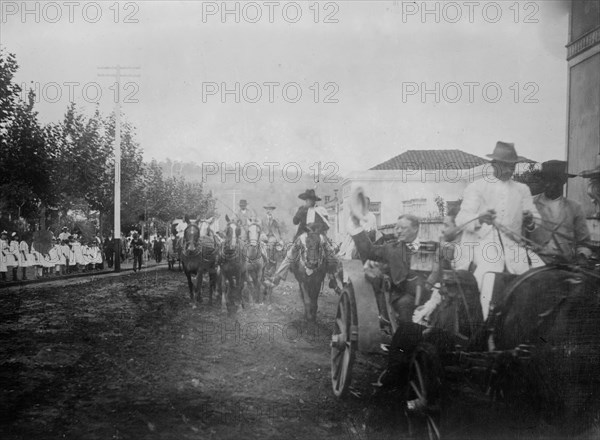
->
[225,189,242,212]
[98,65,140,272]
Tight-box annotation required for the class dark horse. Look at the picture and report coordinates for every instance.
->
[245,222,268,303]
[290,228,328,322]
[219,216,247,314]
[491,264,600,429]
[180,220,221,307]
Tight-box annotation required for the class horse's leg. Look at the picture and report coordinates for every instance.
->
[309,276,322,322]
[297,281,309,321]
[186,271,194,302]
[196,271,202,305]
[206,268,215,307]
[225,272,238,315]
[208,269,218,307]
[215,266,223,307]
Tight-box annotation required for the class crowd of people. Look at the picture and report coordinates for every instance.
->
[0,225,174,282]
[0,227,104,281]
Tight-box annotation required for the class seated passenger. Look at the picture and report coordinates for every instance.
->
[413,204,483,338]
[347,213,421,324]
[529,160,593,263]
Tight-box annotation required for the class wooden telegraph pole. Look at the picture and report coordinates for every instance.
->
[225,189,242,212]
[98,65,140,272]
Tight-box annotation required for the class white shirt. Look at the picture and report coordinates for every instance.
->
[307,206,330,228]
[455,179,540,240]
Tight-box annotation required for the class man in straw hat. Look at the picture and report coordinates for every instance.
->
[455,141,544,319]
[529,160,592,262]
[265,189,341,293]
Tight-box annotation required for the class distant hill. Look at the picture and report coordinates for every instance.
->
[158,159,342,239]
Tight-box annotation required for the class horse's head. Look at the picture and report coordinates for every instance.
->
[247,222,261,245]
[303,231,324,270]
[224,215,241,250]
[183,223,200,254]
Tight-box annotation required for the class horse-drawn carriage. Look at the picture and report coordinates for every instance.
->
[331,235,600,439]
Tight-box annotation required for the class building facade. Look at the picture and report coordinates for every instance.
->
[566,0,600,243]
[329,149,489,241]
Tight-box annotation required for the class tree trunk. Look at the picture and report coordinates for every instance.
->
[40,205,46,230]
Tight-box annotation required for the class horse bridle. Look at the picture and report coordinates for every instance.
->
[301,232,325,270]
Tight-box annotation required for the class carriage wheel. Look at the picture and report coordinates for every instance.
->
[405,343,442,440]
[331,285,357,398]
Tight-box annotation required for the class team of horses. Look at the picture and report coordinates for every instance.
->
[173,216,330,320]
[174,216,320,316]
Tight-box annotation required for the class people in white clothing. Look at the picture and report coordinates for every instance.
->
[0,231,8,281]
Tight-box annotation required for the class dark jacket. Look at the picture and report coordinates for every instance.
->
[293,206,328,240]
[131,238,145,254]
[352,230,414,286]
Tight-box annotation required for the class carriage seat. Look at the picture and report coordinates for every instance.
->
[480,272,518,320]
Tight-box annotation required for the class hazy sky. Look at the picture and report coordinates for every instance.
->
[1,0,572,173]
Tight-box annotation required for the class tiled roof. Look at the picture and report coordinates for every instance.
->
[370,149,488,170]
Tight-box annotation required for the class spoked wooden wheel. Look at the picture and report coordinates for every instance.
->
[331,285,357,398]
[405,343,443,440]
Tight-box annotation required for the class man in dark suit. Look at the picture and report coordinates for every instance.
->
[348,212,421,323]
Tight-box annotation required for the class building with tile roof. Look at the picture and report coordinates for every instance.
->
[330,149,490,241]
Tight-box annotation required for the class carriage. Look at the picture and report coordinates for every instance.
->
[330,238,600,439]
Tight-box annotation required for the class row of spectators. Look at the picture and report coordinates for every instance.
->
[0,229,103,281]
[1,226,172,281]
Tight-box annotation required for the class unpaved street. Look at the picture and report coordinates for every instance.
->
[1,268,598,439]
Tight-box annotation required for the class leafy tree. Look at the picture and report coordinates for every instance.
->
[0,49,21,141]
[0,89,54,220]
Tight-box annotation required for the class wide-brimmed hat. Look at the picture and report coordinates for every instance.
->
[486,141,529,163]
[239,199,247,207]
[263,204,276,210]
[0,231,7,236]
[298,189,321,201]
[62,226,68,230]
[11,232,18,238]
[540,160,576,183]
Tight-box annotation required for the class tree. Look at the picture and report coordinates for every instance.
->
[0,49,21,142]
[0,88,54,220]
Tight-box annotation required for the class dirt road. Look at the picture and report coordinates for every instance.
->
[1,268,598,439]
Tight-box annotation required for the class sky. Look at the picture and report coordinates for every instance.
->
[1,0,572,174]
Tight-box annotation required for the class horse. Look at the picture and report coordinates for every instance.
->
[219,216,247,315]
[179,220,221,307]
[436,261,600,432]
[290,227,329,322]
[245,222,268,303]
[489,264,600,429]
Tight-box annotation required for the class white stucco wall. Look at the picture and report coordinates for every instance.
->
[335,165,488,237]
